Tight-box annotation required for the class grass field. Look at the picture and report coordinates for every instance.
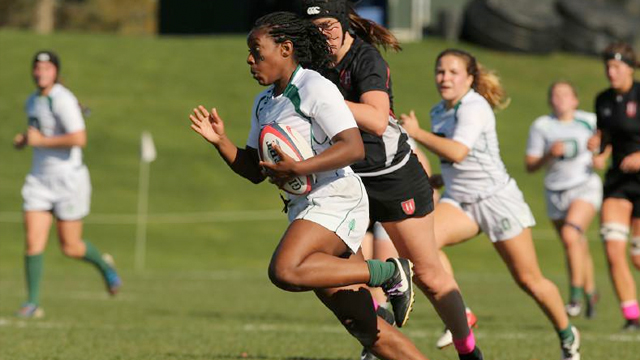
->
[1,29,639,360]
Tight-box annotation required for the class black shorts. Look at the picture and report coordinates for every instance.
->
[603,169,640,218]
[359,153,434,222]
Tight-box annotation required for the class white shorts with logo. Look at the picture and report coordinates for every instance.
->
[288,174,369,253]
[441,178,536,242]
[22,166,91,221]
[545,173,603,220]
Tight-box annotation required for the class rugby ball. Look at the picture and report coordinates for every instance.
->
[259,123,315,195]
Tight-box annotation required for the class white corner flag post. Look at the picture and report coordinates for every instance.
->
[135,131,157,273]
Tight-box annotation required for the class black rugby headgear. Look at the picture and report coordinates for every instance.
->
[33,50,60,71]
[299,0,350,33]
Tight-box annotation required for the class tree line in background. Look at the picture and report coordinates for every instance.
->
[0,0,157,34]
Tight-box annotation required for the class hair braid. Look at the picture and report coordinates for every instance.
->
[254,12,332,72]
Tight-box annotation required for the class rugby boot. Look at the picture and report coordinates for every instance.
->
[381,258,415,327]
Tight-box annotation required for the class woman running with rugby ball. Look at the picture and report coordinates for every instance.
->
[189,12,433,359]
[297,2,482,360]
[401,48,581,360]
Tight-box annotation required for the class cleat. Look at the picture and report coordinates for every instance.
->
[622,319,640,331]
[437,308,478,349]
[565,302,582,317]
[359,306,395,360]
[561,326,581,360]
[585,293,598,319]
[102,254,122,295]
[360,347,379,360]
[459,346,484,360]
[15,303,44,319]
[381,258,415,328]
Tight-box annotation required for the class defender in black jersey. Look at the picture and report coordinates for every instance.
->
[299,1,483,359]
[591,42,640,331]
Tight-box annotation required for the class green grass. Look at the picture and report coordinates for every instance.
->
[1,29,639,360]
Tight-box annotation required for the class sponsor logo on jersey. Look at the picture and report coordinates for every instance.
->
[307,6,321,15]
[602,107,612,117]
[401,199,415,215]
[627,101,637,118]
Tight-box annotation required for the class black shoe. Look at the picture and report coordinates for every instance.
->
[381,258,415,328]
[459,346,483,360]
[622,319,640,331]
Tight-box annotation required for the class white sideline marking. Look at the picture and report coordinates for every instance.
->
[2,318,637,343]
[0,210,569,239]
[0,210,284,224]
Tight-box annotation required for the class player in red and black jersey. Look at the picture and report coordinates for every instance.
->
[590,42,640,331]
[298,1,482,359]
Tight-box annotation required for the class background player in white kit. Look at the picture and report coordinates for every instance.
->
[401,48,581,360]
[12,51,121,318]
[526,81,609,318]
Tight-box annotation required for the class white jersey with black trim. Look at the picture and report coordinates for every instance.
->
[25,83,86,175]
[246,66,358,194]
[526,110,597,191]
[431,89,510,202]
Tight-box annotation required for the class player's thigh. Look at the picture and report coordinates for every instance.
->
[56,219,84,246]
[23,211,54,254]
[601,198,633,224]
[271,219,350,269]
[432,201,479,248]
[493,228,545,284]
[564,199,598,232]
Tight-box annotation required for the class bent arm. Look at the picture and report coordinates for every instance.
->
[525,154,553,173]
[29,129,87,148]
[295,127,364,175]
[216,137,265,184]
[346,90,389,137]
[411,128,470,163]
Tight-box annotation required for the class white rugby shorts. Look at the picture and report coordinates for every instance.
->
[22,166,91,220]
[288,174,369,253]
[545,173,602,220]
[441,179,536,242]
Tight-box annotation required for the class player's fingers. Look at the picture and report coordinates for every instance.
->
[193,108,205,121]
[198,105,210,118]
[409,110,416,119]
[189,114,201,126]
[259,161,276,170]
[211,108,222,123]
[190,124,202,134]
[272,144,289,160]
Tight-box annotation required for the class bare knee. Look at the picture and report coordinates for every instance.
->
[560,225,582,250]
[512,271,546,296]
[605,242,627,267]
[60,240,85,258]
[268,261,304,292]
[413,265,455,297]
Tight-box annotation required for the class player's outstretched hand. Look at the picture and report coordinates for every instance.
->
[620,151,640,173]
[189,105,225,145]
[13,133,27,149]
[399,110,421,138]
[260,144,299,189]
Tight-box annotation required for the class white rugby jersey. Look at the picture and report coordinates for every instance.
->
[431,89,510,201]
[526,110,597,191]
[246,66,358,186]
[25,83,86,175]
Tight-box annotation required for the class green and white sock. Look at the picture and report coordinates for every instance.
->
[558,324,575,344]
[569,286,584,303]
[365,259,396,287]
[25,253,44,305]
[82,241,112,278]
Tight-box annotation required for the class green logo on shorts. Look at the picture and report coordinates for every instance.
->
[501,218,511,231]
[348,219,356,235]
